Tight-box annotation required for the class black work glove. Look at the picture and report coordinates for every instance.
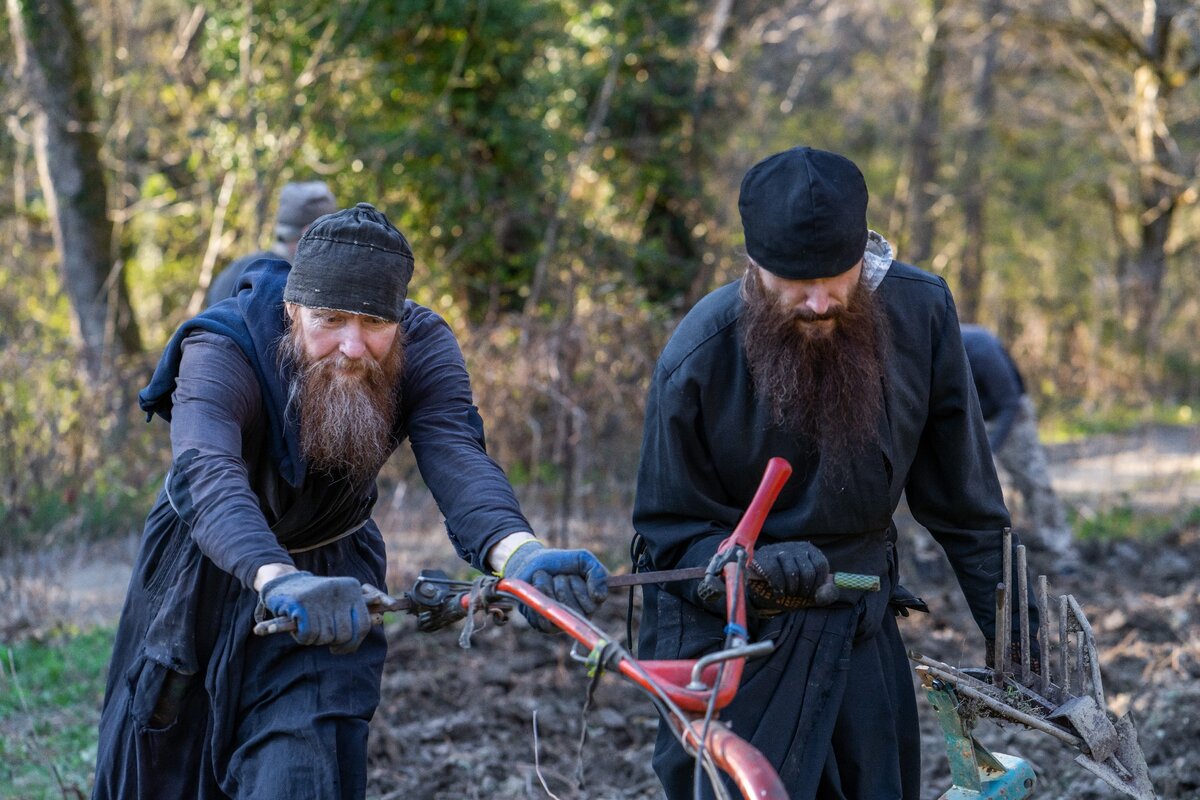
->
[747,541,838,612]
[258,571,371,654]
[502,541,609,634]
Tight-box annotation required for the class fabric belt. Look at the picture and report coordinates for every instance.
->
[285,521,367,554]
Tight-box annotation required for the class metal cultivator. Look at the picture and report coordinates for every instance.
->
[910,530,1156,800]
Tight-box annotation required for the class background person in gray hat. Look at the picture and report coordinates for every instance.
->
[203,180,338,307]
[631,146,1035,799]
[92,203,608,800]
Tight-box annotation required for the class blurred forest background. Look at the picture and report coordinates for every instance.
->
[2,0,1199,554]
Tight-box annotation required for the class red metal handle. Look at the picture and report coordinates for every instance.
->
[718,456,793,559]
[640,456,793,711]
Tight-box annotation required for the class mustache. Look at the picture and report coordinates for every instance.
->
[789,306,845,324]
[324,353,377,377]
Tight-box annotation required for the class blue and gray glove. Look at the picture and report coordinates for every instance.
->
[501,541,609,633]
[258,571,371,654]
[747,541,838,611]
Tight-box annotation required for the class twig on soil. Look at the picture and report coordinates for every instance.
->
[532,709,564,800]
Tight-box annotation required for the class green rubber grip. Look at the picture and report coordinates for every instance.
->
[832,572,881,592]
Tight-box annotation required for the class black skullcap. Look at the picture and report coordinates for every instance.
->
[738,146,869,279]
[285,203,414,322]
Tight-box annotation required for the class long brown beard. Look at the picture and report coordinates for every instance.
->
[739,265,889,467]
[278,322,405,483]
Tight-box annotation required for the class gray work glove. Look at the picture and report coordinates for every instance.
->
[258,571,371,654]
[747,541,838,612]
[502,541,609,634]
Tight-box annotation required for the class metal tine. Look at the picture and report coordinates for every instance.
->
[997,528,1013,684]
[1067,595,1106,710]
[1037,575,1051,695]
[1059,594,1071,703]
[994,584,1007,687]
[998,532,1008,671]
[1076,618,1086,698]
[1017,545,1030,684]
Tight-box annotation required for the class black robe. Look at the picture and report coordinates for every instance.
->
[634,260,1027,799]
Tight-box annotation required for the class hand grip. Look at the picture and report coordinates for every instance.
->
[832,572,881,592]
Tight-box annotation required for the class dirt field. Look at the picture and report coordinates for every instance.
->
[5,425,1199,798]
[363,522,1200,800]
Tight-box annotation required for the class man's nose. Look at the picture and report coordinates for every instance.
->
[802,288,831,315]
[339,326,368,359]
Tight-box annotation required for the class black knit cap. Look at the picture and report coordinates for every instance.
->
[285,203,414,322]
[738,146,869,279]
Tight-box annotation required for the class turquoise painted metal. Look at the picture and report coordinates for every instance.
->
[924,676,1037,800]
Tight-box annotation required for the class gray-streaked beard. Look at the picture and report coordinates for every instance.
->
[278,324,405,483]
[739,265,889,471]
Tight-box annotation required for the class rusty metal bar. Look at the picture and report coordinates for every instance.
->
[1067,595,1106,710]
[1059,594,1071,702]
[1017,545,1030,684]
[994,583,1007,686]
[1076,628,1086,697]
[995,528,1013,684]
[1037,575,1051,695]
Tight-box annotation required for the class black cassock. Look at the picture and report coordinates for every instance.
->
[633,257,1030,799]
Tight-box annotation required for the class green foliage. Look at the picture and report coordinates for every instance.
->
[0,339,163,551]
[1040,404,1198,443]
[0,627,113,798]
[1071,504,1198,543]
[2,0,1200,555]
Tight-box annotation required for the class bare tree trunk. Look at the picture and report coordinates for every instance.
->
[6,0,141,371]
[1041,0,1197,354]
[957,0,1003,323]
[682,0,735,307]
[903,0,948,268]
[1118,3,1177,349]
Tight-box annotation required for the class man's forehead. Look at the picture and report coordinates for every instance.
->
[297,304,392,324]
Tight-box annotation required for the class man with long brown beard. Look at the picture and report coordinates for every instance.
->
[632,147,1033,799]
[92,203,607,800]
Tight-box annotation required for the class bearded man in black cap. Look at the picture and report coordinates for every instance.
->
[92,203,608,800]
[632,147,1034,799]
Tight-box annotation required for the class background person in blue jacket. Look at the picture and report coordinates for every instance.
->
[632,147,1034,799]
[92,203,607,800]
[960,323,1079,572]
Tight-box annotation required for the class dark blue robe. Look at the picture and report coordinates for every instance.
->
[93,258,530,799]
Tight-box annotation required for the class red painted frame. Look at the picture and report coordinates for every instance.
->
[486,457,794,800]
